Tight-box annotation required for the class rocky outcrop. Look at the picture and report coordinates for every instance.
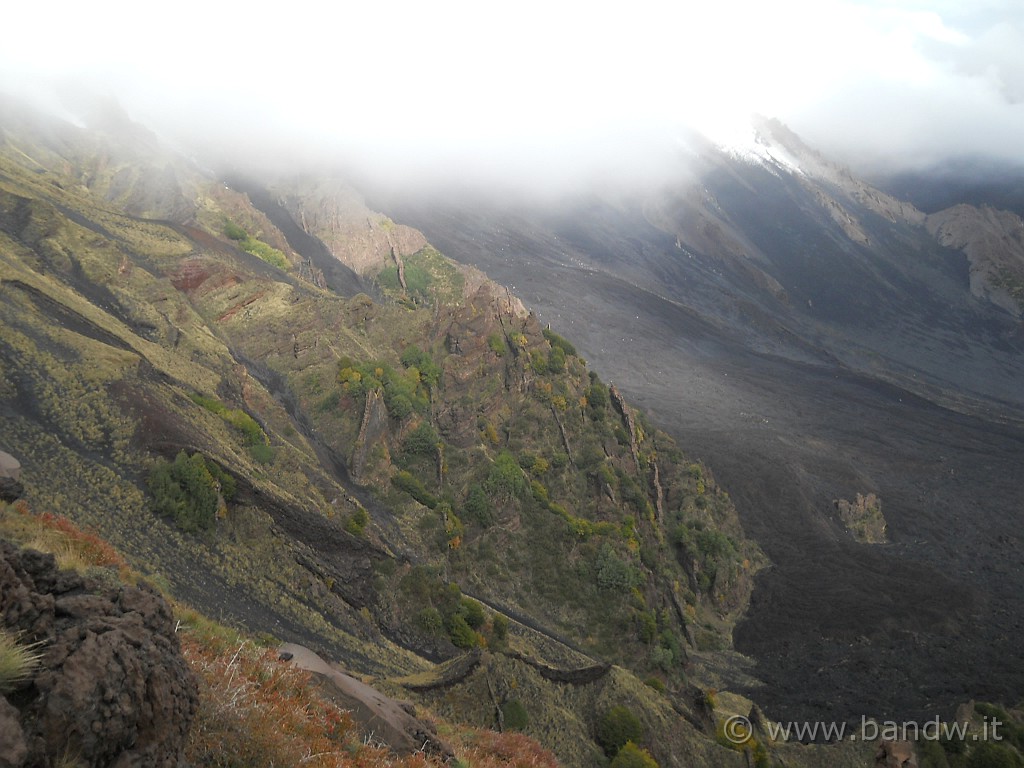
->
[0,451,23,503]
[875,739,917,768]
[275,179,427,276]
[279,642,454,759]
[0,541,197,767]
[0,451,21,481]
[350,388,391,483]
[926,204,1024,317]
[835,493,887,544]
[609,385,641,473]
[0,450,22,505]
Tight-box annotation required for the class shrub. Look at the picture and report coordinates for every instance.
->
[643,677,666,694]
[148,451,222,532]
[637,611,657,644]
[542,328,577,357]
[223,220,247,241]
[190,393,267,451]
[343,507,369,536]
[695,529,734,559]
[492,614,509,645]
[610,742,658,768]
[547,345,566,373]
[501,700,529,732]
[240,237,288,269]
[485,452,527,501]
[463,484,493,526]
[461,598,486,630]
[650,646,674,672]
[391,471,438,509]
[487,333,506,357]
[400,345,441,390]
[415,607,444,635]
[446,614,478,649]
[247,443,275,465]
[403,422,440,460]
[596,705,644,757]
[586,374,609,414]
[596,543,639,592]
[223,409,267,446]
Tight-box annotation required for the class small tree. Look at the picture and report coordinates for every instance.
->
[596,705,644,757]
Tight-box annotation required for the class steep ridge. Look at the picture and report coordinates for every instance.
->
[0,98,865,767]
[367,120,1024,726]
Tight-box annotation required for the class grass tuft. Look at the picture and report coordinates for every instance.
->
[0,629,42,693]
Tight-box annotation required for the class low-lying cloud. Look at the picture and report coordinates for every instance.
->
[1,0,1022,185]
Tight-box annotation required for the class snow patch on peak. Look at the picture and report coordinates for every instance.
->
[713,122,806,177]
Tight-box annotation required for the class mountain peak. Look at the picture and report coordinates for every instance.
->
[707,115,809,177]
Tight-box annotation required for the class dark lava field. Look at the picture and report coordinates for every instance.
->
[371,175,1024,727]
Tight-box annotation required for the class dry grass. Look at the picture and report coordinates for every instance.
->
[180,632,374,768]
[0,629,42,694]
[454,731,560,768]
[0,500,128,574]
[178,614,562,768]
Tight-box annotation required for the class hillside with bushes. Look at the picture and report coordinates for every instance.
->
[0,97,897,766]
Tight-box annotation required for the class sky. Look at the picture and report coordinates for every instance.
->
[1,0,1022,183]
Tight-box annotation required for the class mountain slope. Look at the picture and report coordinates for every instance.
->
[0,97,844,767]
[366,118,1024,725]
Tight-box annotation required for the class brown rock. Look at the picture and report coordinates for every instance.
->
[0,451,21,482]
[875,739,918,768]
[0,541,197,767]
[279,642,454,760]
[0,698,28,767]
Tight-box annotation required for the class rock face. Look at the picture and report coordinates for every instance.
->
[275,178,428,276]
[875,739,918,768]
[278,642,454,759]
[0,451,23,503]
[926,204,1024,317]
[0,541,197,767]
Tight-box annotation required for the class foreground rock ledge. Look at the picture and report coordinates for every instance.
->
[0,540,198,768]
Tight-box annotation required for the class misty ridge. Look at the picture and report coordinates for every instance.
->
[2,5,1024,765]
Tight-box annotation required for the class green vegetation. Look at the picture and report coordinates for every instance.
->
[0,125,772,768]
[377,246,464,305]
[463,484,493,526]
[189,393,272,463]
[148,451,233,532]
[223,221,288,269]
[609,742,659,768]
[338,357,431,418]
[0,629,41,694]
[487,333,507,357]
[484,452,527,501]
[967,742,1023,768]
[398,566,486,648]
[392,470,438,509]
[501,699,529,731]
[542,328,577,358]
[344,507,369,536]
[596,705,644,757]
[402,421,440,461]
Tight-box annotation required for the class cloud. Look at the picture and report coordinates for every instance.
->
[1,0,1022,181]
